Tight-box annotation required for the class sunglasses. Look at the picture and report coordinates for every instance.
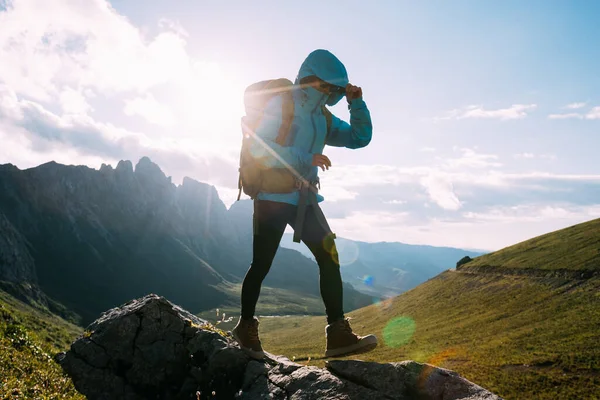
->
[318,82,347,95]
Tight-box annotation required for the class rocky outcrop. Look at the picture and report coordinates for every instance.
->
[456,256,473,269]
[58,294,502,400]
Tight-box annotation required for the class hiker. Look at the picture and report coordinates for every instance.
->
[232,49,377,360]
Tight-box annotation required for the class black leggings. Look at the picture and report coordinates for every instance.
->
[240,200,345,324]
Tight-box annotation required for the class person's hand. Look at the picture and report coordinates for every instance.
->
[346,83,362,101]
[312,154,332,171]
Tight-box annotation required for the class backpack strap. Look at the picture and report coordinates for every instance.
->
[276,90,295,146]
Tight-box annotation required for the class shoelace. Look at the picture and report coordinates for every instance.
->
[334,318,356,336]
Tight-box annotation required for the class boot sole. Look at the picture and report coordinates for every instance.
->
[232,329,265,360]
[324,335,378,358]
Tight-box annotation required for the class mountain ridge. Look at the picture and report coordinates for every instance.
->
[459,217,600,272]
[280,232,485,297]
[0,158,371,325]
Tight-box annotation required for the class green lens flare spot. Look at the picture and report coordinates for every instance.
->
[383,316,416,348]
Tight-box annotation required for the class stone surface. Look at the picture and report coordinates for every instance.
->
[58,294,503,400]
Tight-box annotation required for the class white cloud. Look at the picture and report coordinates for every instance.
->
[438,104,537,121]
[0,0,249,189]
[158,18,189,38]
[514,152,557,160]
[0,84,238,187]
[585,106,600,120]
[319,186,359,202]
[420,174,462,210]
[420,147,436,152]
[514,152,535,159]
[59,87,93,115]
[0,0,245,144]
[564,102,586,109]
[463,204,600,223]
[548,105,600,120]
[444,148,502,169]
[0,0,192,100]
[316,161,600,209]
[329,210,410,237]
[326,203,600,251]
[548,113,583,120]
[124,94,175,127]
[384,199,407,205]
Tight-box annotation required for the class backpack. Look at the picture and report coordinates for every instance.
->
[236,78,332,201]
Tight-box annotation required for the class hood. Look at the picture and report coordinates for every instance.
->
[294,49,349,107]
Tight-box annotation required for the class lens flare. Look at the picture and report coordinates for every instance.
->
[383,316,416,348]
[414,348,460,388]
[336,239,360,266]
[363,275,374,286]
[373,296,394,311]
[426,348,458,366]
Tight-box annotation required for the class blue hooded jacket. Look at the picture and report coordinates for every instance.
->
[249,49,373,205]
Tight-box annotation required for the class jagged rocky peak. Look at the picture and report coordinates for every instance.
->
[134,156,175,189]
[58,294,502,400]
[115,159,134,175]
[135,156,165,178]
[99,163,113,173]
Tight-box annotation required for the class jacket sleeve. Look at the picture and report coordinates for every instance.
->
[248,95,313,169]
[325,98,373,149]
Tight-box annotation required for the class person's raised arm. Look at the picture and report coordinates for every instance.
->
[325,84,372,149]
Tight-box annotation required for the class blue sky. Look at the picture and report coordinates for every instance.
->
[1,0,599,251]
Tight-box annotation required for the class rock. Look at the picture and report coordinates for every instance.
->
[327,360,501,400]
[59,294,503,400]
[456,256,473,269]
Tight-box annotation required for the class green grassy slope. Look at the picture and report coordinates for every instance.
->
[259,219,600,400]
[0,290,84,399]
[461,218,600,272]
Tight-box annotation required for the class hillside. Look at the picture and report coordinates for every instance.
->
[0,159,370,325]
[459,218,600,273]
[280,233,485,297]
[0,289,84,399]
[259,219,600,400]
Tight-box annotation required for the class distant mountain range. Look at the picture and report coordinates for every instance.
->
[280,234,485,298]
[0,158,372,324]
[0,157,484,325]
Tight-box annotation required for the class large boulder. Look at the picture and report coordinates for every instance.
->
[57,294,503,400]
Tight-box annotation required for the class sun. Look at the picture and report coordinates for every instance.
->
[173,60,246,152]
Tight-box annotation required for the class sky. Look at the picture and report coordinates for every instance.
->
[1,0,599,251]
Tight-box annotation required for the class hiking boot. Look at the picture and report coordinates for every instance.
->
[232,316,265,360]
[325,318,378,358]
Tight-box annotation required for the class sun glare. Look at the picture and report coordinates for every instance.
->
[174,61,245,152]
